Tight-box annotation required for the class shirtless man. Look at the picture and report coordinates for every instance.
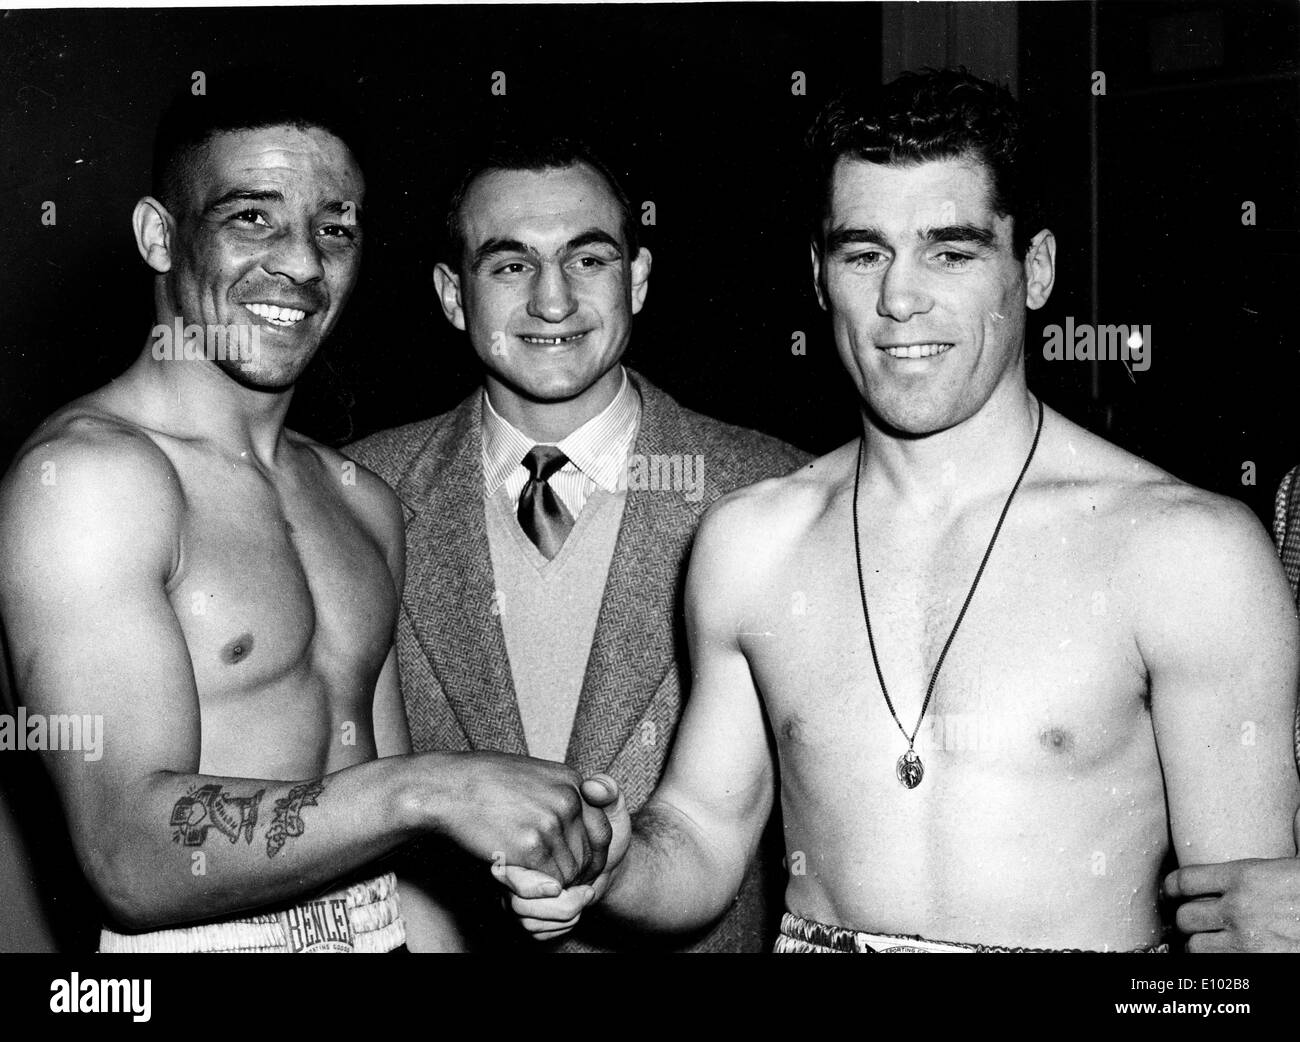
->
[496,68,1300,951]
[0,81,610,952]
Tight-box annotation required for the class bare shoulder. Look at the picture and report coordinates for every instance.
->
[0,397,183,580]
[291,433,405,567]
[693,441,856,583]
[1,398,182,530]
[1124,473,1283,617]
[1038,408,1282,602]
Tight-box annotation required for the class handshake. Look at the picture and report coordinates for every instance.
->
[450,753,632,941]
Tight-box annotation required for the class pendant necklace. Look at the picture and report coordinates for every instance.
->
[851,396,1044,789]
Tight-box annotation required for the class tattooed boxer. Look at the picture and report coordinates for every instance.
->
[0,76,611,953]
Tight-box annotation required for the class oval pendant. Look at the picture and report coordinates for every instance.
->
[896,750,924,789]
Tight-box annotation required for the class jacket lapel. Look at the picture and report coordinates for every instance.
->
[565,373,702,776]
[397,393,527,755]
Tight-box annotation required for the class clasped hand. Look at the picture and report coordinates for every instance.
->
[490,773,631,941]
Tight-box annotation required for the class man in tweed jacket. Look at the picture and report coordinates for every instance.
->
[346,137,809,951]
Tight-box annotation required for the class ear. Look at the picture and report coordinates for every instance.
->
[432,262,466,331]
[628,247,652,315]
[810,241,828,311]
[1023,229,1056,311]
[133,196,174,274]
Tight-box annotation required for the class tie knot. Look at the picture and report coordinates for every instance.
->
[522,445,569,483]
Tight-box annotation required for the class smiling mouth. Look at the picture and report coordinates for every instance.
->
[244,302,311,327]
[518,332,588,346]
[879,342,954,359]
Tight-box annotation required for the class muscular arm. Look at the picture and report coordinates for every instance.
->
[596,493,778,933]
[1137,493,1300,864]
[0,430,596,932]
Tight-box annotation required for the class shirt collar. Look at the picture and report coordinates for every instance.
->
[481,367,640,495]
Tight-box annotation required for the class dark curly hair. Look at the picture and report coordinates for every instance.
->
[806,67,1042,259]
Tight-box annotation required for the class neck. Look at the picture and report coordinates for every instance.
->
[123,336,294,466]
[859,380,1040,517]
[485,365,624,443]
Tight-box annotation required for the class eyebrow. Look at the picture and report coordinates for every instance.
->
[566,229,623,253]
[201,188,284,217]
[924,223,996,248]
[470,228,624,272]
[201,189,361,221]
[825,222,996,253]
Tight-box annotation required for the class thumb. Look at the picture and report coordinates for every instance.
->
[580,773,621,810]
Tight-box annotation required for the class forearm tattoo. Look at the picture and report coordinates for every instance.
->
[265,780,326,858]
[169,779,326,859]
[170,784,265,847]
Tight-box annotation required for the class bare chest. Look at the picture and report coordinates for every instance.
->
[165,459,396,704]
[746,509,1151,793]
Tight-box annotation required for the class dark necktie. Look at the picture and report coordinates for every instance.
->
[517,445,575,560]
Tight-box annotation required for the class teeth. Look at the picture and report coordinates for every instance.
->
[246,303,307,325]
[520,333,584,345]
[884,342,952,359]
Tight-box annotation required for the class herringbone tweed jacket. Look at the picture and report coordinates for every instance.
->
[346,370,811,951]
[1273,465,1300,764]
[1275,466,1300,605]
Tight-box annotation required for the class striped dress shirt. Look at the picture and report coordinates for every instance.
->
[481,367,641,518]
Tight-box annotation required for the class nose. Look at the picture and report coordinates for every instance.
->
[526,260,578,323]
[264,224,325,285]
[877,256,933,323]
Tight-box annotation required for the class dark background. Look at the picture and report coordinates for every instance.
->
[0,1,1296,951]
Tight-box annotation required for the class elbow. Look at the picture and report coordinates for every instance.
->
[81,842,174,932]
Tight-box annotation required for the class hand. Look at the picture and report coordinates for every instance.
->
[430,752,610,887]
[492,773,630,940]
[1164,810,1300,952]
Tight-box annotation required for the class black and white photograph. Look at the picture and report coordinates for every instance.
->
[0,0,1297,1019]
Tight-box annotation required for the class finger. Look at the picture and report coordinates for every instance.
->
[529,919,582,941]
[548,779,590,884]
[1175,897,1227,935]
[581,773,620,809]
[511,887,591,923]
[1164,862,1236,900]
[540,801,582,885]
[492,863,562,900]
[548,839,579,887]
[563,803,593,884]
[509,829,566,882]
[576,798,613,884]
[1186,929,1233,954]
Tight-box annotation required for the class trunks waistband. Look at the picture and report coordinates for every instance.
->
[98,872,405,954]
[775,911,1169,953]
